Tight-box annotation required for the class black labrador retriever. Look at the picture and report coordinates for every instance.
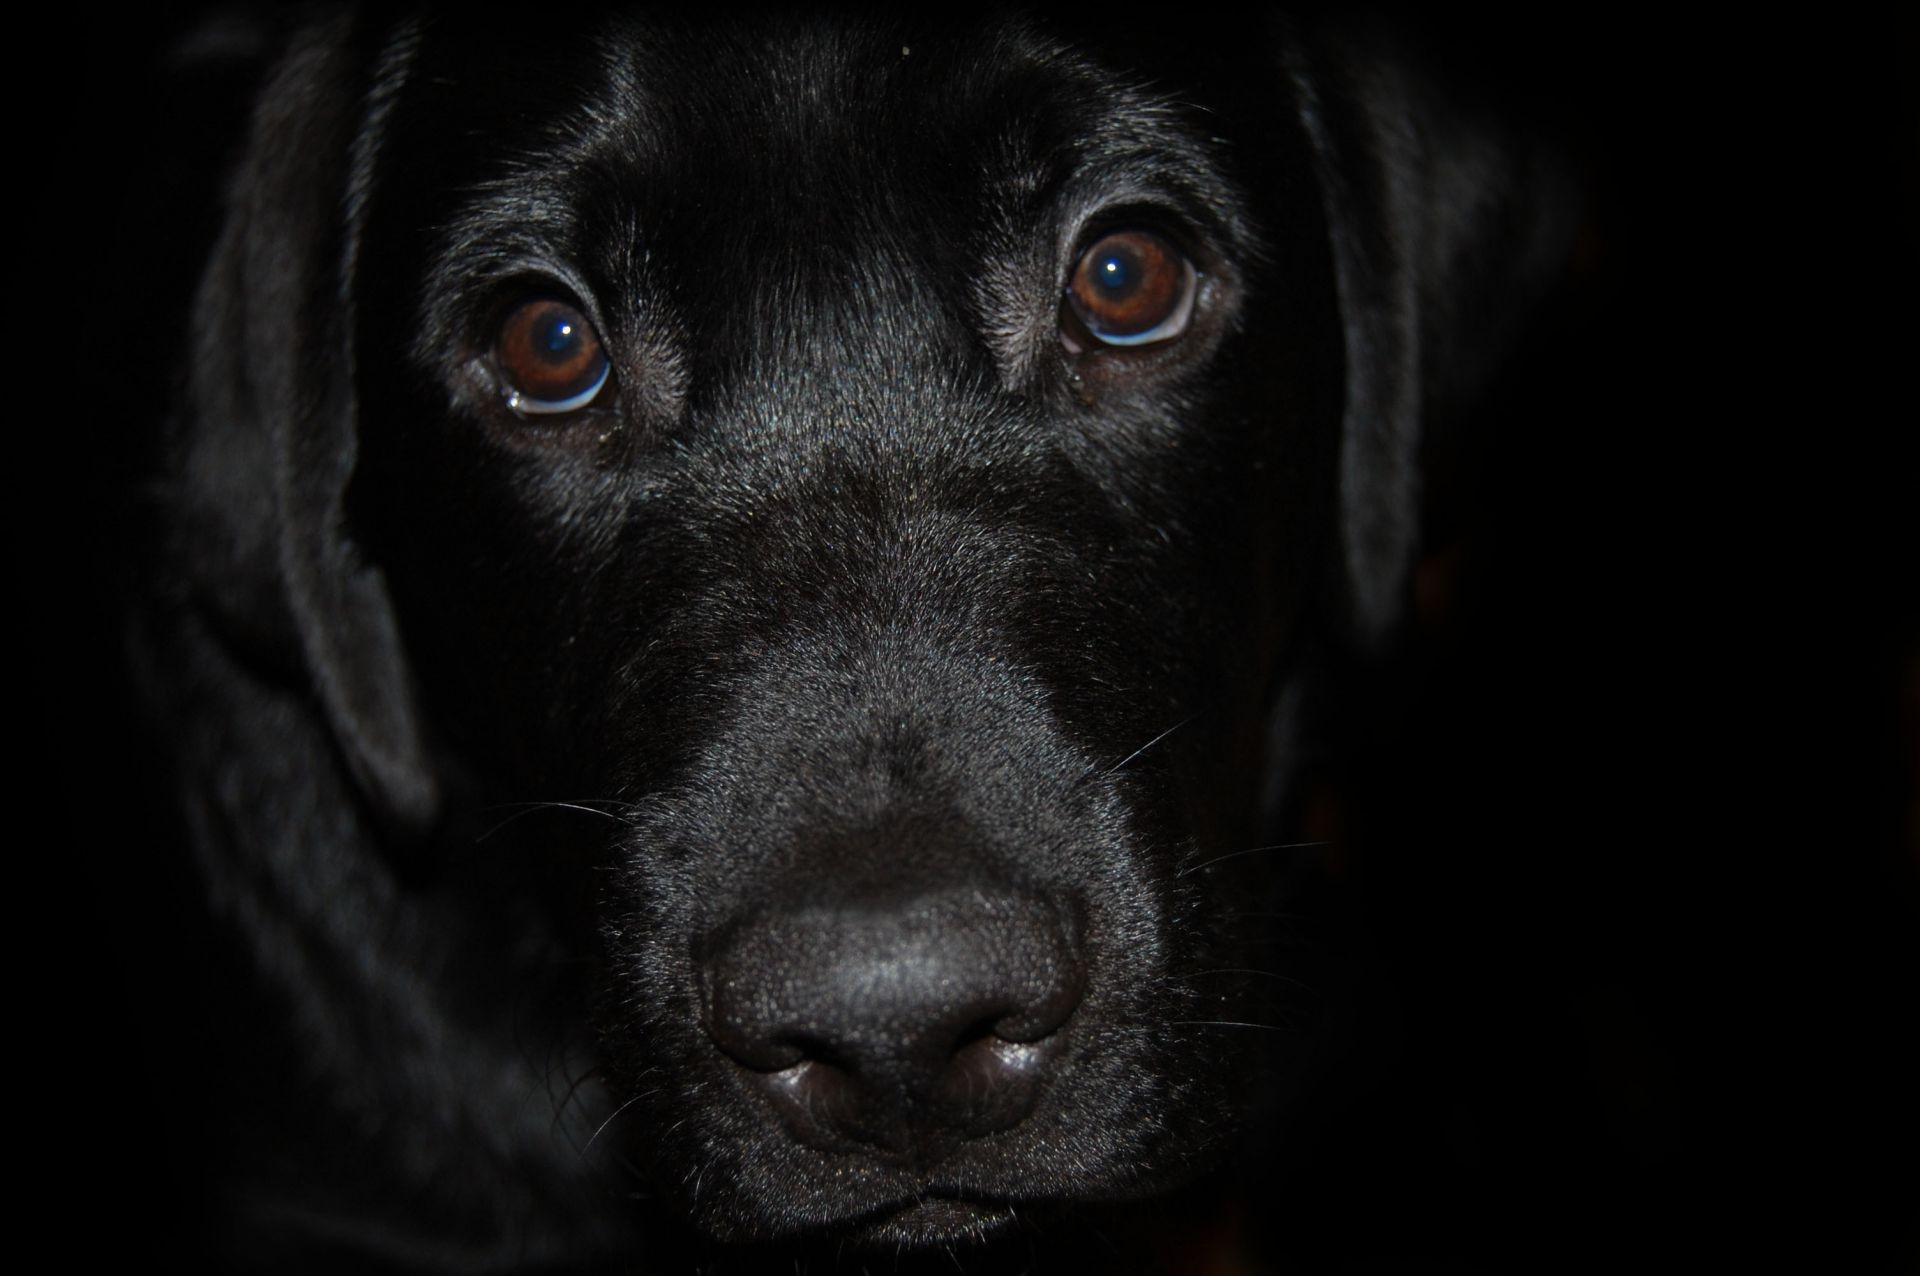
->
[134,8,1568,1269]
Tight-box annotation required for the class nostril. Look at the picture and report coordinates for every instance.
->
[761,1058,895,1148]
[698,884,1086,1152]
[934,1032,1054,1134]
[701,977,806,1072]
[991,968,1085,1044]
[950,1013,1008,1055]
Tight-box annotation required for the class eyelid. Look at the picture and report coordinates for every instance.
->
[505,358,611,415]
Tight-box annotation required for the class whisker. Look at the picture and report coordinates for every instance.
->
[1099,712,1199,778]
[584,1088,658,1151]
[483,797,644,817]
[474,799,638,843]
[1174,967,1314,989]
[549,1064,603,1138]
[1176,840,1327,878]
[1169,1019,1299,1032]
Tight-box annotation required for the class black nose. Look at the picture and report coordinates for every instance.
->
[701,885,1085,1156]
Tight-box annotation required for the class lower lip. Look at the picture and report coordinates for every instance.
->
[859,1196,1019,1246]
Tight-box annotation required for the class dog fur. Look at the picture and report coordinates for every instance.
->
[132,9,1569,1270]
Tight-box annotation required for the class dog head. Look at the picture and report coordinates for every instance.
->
[169,8,1568,1258]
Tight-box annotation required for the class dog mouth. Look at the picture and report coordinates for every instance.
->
[845,1193,1021,1247]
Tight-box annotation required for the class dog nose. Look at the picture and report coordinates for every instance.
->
[701,886,1085,1156]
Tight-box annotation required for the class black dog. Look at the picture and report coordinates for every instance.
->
[133,9,1568,1270]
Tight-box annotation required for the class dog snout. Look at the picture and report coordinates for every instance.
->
[701,884,1086,1157]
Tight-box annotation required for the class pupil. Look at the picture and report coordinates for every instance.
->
[540,314,579,359]
[1095,248,1139,297]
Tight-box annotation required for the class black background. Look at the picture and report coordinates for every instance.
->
[29,6,1916,1271]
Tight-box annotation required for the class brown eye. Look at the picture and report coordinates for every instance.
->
[1064,229,1197,347]
[493,298,611,414]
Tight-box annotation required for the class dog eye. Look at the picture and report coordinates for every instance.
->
[1064,230,1197,347]
[493,298,611,414]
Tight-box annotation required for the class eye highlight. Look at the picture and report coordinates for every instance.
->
[1064,229,1197,348]
[493,298,611,415]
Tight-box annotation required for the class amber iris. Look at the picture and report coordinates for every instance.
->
[494,298,610,412]
[1065,229,1195,346]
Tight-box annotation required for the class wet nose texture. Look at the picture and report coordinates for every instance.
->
[702,886,1085,1158]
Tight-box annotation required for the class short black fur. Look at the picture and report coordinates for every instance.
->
[133,8,1569,1270]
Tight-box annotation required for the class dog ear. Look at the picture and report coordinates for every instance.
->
[180,16,438,833]
[1287,22,1576,644]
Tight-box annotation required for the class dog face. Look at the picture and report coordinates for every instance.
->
[358,16,1340,1242]
[162,9,1564,1263]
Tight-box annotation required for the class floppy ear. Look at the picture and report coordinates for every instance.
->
[1287,23,1576,643]
[180,16,437,832]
